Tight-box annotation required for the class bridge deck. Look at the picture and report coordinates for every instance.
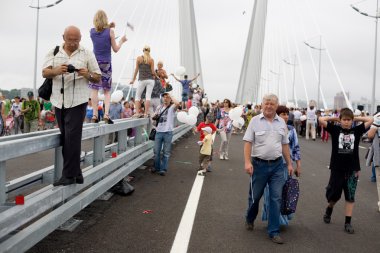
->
[25,132,380,253]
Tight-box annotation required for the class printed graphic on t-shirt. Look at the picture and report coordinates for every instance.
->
[158,108,169,125]
[338,132,354,154]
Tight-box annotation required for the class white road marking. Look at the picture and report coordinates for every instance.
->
[170,175,204,253]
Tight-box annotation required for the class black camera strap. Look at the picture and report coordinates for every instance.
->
[154,105,170,126]
[60,72,76,109]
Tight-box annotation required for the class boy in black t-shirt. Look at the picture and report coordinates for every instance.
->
[319,108,373,234]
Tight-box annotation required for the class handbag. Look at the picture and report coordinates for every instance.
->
[149,105,170,140]
[281,177,300,215]
[149,128,157,141]
[38,46,59,100]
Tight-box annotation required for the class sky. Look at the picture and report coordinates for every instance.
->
[0,0,379,108]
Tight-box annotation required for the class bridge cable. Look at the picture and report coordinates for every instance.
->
[291,0,328,109]
[285,0,310,104]
[305,0,353,109]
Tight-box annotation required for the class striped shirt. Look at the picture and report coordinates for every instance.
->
[243,113,289,160]
[42,45,101,108]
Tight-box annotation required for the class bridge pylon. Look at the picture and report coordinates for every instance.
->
[178,0,204,88]
[235,0,268,104]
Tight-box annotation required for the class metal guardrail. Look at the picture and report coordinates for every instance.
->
[0,117,192,253]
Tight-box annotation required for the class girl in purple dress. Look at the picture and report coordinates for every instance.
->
[89,10,127,123]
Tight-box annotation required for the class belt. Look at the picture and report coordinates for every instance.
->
[253,156,282,163]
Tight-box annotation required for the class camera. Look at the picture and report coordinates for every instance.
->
[67,64,79,73]
[152,115,160,121]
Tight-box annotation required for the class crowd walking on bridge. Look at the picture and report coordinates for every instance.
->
[2,8,380,250]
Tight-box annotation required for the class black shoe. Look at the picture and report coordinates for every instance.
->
[53,177,76,186]
[344,223,354,234]
[158,171,166,176]
[323,214,331,224]
[270,235,284,244]
[76,175,84,184]
[245,221,254,231]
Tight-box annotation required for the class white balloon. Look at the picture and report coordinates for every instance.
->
[238,117,245,126]
[175,66,186,76]
[191,83,198,89]
[232,117,245,129]
[228,108,237,120]
[229,107,242,121]
[186,114,197,125]
[177,111,188,123]
[232,120,240,129]
[188,106,199,116]
[111,90,123,103]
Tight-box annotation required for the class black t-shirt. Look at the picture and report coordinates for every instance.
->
[326,122,366,172]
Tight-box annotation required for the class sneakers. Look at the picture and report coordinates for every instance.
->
[198,171,206,176]
[207,165,212,172]
[219,154,224,160]
[344,223,354,234]
[245,221,254,231]
[270,235,284,244]
[323,214,331,224]
[224,154,229,160]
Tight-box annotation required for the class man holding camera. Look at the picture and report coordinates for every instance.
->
[42,26,101,186]
[152,92,179,176]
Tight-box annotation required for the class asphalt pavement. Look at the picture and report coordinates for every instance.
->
[24,131,380,253]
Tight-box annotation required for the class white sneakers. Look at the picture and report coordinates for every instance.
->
[220,154,229,160]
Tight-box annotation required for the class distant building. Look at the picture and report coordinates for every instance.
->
[333,92,350,110]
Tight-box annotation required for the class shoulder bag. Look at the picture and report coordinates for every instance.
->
[38,46,60,101]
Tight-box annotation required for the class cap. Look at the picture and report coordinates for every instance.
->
[201,126,212,134]
[27,91,34,97]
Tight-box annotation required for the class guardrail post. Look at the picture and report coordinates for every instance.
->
[134,126,143,146]
[118,129,128,153]
[0,161,6,204]
[54,147,63,181]
[93,135,106,166]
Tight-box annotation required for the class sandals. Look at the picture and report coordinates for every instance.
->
[91,115,99,123]
[132,113,144,118]
[104,114,114,124]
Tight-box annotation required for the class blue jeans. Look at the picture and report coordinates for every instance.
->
[154,131,173,172]
[371,164,377,182]
[246,157,286,237]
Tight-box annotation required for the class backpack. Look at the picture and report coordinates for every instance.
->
[281,177,300,215]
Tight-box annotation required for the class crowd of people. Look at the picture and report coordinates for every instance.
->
[2,8,380,247]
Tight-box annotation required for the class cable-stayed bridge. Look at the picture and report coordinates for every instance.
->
[1,0,380,252]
